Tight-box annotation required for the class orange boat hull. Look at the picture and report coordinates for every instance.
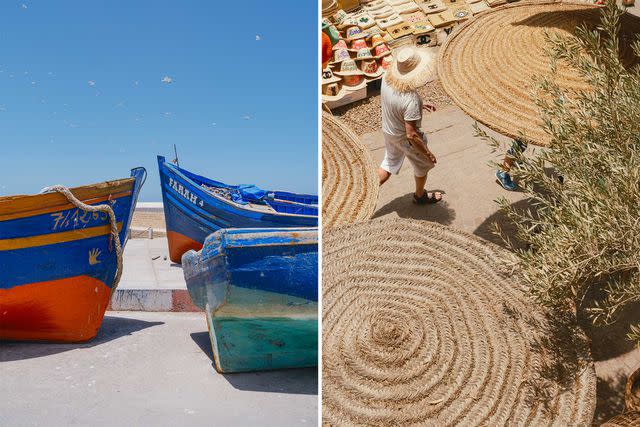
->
[167,230,202,263]
[0,275,111,342]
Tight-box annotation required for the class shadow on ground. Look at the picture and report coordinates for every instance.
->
[475,194,640,421]
[592,373,628,424]
[372,192,456,225]
[578,301,640,422]
[580,301,640,362]
[190,331,318,395]
[0,315,163,362]
[473,198,535,251]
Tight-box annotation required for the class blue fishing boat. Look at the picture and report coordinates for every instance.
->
[157,156,318,263]
[0,168,145,342]
[182,227,318,373]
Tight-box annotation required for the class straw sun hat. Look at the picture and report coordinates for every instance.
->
[384,46,437,92]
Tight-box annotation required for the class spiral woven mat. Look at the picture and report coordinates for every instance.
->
[602,412,640,427]
[322,112,379,229]
[439,1,640,146]
[323,219,596,426]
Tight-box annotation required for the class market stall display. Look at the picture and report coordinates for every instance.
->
[320,0,477,107]
[322,19,395,106]
[323,218,597,425]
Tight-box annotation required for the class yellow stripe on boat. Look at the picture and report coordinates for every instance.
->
[0,191,132,221]
[0,222,123,251]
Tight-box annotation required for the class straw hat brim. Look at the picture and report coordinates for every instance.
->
[369,36,386,47]
[371,9,395,18]
[363,67,384,78]
[334,69,364,76]
[345,32,369,41]
[322,75,342,84]
[356,20,377,30]
[330,54,352,65]
[373,49,391,59]
[336,19,359,30]
[385,48,437,92]
[331,42,347,51]
[364,2,390,11]
[322,0,337,9]
[322,85,347,102]
[342,79,367,91]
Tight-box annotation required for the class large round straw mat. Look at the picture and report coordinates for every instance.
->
[439,1,640,146]
[322,112,379,229]
[602,412,640,427]
[323,219,596,426]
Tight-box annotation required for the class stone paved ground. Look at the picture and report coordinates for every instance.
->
[363,105,528,246]
[360,104,640,424]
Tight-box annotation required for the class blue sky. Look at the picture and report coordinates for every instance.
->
[0,1,317,201]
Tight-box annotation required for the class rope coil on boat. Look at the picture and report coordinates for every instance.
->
[43,185,123,295]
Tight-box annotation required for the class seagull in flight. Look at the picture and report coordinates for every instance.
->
[161,76,173,84]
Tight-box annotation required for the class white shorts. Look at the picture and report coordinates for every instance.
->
[380,132,435,178]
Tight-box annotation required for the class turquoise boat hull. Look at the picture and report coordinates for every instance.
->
[182,227,318,373]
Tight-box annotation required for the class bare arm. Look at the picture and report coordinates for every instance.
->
[405,120,437,164]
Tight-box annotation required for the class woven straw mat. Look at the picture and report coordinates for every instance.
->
[439,1,640,146]
[602,412,640,427]
[323,219,596,426]
[322,112,379,229]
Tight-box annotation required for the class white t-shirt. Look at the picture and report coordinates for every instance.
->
[381,77,423,137]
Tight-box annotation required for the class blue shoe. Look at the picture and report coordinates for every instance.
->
[495,170,518,191]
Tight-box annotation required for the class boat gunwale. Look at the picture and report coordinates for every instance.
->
[209,227,318,249]
[159,158,318,219]
[0,178,135,218]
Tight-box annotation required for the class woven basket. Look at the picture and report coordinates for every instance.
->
[322,112,379,229]
[438,1,640,146]
[601,412,640,427]
[627,366,640,413]
[323,218,596,425]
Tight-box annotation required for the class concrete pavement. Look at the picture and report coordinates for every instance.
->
[0,312,317,427]
[108,237,199,312]
[364,105,529,248]
[119,238,184,290]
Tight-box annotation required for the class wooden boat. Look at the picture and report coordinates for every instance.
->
[0,168,146,342]
[182,227,318,373]
[157,156,318,263]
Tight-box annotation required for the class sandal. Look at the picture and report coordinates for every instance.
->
[413,191,442,205]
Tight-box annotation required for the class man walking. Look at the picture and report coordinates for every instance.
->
[378,47,442,204]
